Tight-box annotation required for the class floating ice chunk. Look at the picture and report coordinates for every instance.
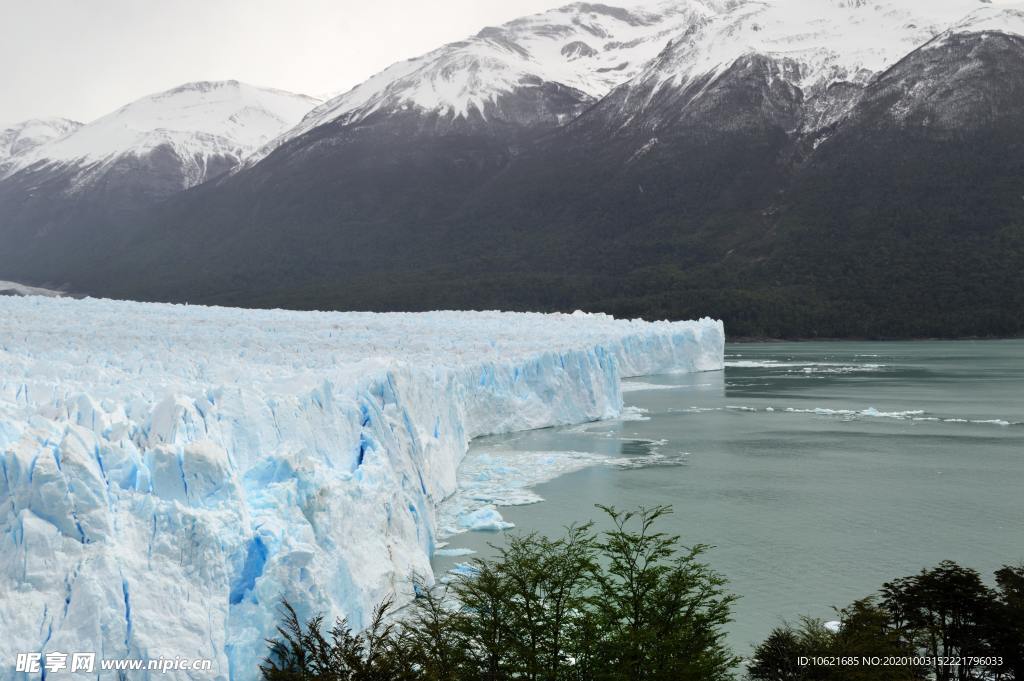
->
[458,506,514,532]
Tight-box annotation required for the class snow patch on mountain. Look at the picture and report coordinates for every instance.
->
[0,298,723,680]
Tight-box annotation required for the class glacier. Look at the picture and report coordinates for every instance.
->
[0,296,723,680]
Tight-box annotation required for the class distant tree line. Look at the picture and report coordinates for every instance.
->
[260,507,1022,681]
[749,562,1023,681]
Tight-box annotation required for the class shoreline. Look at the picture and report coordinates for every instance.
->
[728,335,1024,343]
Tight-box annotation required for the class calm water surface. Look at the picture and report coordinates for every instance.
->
[433,341,1024,652]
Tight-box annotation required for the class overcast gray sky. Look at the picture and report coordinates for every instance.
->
[0,0,559,128]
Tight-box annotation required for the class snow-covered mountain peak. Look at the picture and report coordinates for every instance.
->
[247,0,718,164]
[6,81,320,188]
[0,118,82,168]
[638,0,993,97]
[936,2,1024,40]
[247,0,1024,167]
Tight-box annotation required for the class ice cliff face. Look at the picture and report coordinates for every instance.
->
[0,297,723,680]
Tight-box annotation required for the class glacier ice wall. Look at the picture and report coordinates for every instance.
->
[0,297,723,679]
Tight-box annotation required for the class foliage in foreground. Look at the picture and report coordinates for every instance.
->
[260,506,738,681]
[261,505,1023,681]
[748,562,1024,681]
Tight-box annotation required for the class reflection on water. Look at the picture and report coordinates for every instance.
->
[617,439,660,457]
[434,341,1024,652]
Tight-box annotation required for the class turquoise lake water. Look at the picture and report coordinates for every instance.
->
[433,340,1024,652]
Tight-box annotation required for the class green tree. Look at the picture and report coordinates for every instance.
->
[400,583,470,681]
[881,561,999,681]
[262,506,738,681]
[588,506,738,681]
[489,527,596,681]
[993,564,1024,681]
[831,600,923,681]
[260,599,415,681]
[752,562,1015,681]
[452,558,514,680]
[748,609,922,681]
[746,621,818,681]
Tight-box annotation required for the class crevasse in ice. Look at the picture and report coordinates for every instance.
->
[0,297,723,679]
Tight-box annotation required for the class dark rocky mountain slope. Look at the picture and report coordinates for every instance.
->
[2,2,1023,338]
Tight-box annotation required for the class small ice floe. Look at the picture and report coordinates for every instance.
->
[434,547,477,557]
[780,406,1018,427]
[620,381,681,393]
[824,621,842,634]
[784,407,925,421]
[619,406,651,421]
[860,407,925,419]
[438,443,687,540]
[612,451,689,469]
[726,360,884,374]
[677,406,719,413]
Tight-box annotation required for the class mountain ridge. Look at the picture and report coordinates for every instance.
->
[3,80,320,192]
[2,0,1023,338]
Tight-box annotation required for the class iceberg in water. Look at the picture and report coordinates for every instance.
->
[0,297,723,679]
